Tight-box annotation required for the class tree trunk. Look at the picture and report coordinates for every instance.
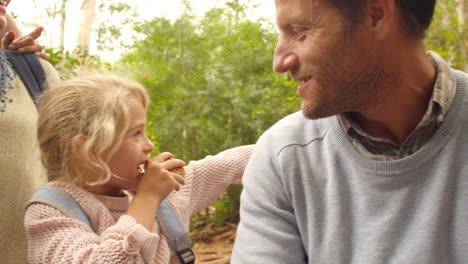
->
[456,0,468,71]
[59,0,68,50]
[457,0,467,27]
[76,0,97,51]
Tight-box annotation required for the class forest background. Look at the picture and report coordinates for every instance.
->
[10,0,468,243]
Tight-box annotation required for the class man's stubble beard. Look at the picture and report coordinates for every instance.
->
[301,56,391,120]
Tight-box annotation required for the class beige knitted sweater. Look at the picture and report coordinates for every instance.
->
[25,145,253,263]
[0,58,60,264]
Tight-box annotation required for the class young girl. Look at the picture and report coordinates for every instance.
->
[24,74,252,263]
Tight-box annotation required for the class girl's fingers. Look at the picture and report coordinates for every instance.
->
[172,182,181,192]
[151,152,173,163]
[160,159,185,171]
[171,173,185,185]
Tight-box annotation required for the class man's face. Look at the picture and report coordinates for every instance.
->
[274,0,388,119]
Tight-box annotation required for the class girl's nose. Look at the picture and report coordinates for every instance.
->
[144,137,155,153]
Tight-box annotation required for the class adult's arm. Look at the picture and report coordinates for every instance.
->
[231,135,307,263]
[4,13,21,35]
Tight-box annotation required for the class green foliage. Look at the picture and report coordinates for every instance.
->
[426,0,467,70]
[119,2,299,163]
[45,47,112,79]
[95,1,139,53]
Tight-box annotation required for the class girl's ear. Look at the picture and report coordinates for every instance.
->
[71,134,88,156]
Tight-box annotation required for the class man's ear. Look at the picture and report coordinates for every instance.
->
[366,0,397,39]
[71,134,88,156]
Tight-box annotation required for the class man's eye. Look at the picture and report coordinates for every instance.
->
[291,28,307,40]
[134,130,142,136]
[291,29,300,36]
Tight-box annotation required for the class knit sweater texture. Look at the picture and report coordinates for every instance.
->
[232,69,468,264]
[25,145,252,264]
[0,59,60,264]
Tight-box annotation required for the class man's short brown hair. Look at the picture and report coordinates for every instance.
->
[325,0,436,38]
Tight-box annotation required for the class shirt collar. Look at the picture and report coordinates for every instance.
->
[337,51,457,159]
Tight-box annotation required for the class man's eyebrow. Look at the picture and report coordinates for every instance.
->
[277,8,320,27]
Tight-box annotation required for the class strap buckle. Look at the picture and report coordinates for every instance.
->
[178,248,195,264]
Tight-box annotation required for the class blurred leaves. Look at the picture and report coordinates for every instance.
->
[45,47,112,79]
[118,1,299,163]
[426,0,467,71]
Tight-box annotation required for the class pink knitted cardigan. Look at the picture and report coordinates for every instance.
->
[25,145,253,264]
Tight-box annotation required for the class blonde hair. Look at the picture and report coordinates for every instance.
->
[38,74,149,187]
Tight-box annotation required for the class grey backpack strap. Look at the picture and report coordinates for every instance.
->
[27,187,195,263]
[27,187,92,229]
[157,199,195,264]
[3,50,46,107]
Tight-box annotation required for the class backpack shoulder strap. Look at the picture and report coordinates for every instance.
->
[27,187,195,263]
[3,50,46,107]
[157,199,195,264]
[27,186,92,229]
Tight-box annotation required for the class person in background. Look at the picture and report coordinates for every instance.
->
[25,74,252,263]
[0,0,60,263]
[232,0,467,263]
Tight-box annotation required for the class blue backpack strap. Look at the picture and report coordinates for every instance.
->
[27,187,92,229]
[3,50,46,107]
[157,200,195,264]
[27,187,194,263]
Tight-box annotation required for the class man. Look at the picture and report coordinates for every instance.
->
[231,0,467,263]
[0,1,60,263]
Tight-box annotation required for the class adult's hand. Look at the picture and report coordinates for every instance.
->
[0,1,11,7]
[1,26,51,60]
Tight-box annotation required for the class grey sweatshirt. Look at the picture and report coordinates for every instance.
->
[232,69,468,264]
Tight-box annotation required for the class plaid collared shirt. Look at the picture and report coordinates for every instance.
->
[338,51,456,161]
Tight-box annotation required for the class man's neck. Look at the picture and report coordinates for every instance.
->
[355,43,438,145]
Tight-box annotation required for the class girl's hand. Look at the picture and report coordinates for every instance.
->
[127,152,185,230]
[136,152,185,203]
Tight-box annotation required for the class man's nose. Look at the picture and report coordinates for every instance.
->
[273,38,298,73]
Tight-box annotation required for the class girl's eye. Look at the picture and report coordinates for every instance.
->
[134,130,143,136]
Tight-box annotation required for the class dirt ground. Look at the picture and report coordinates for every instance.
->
[191,223,238,263]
